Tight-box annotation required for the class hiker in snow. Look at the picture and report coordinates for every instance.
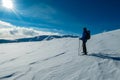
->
[80,27,91,55]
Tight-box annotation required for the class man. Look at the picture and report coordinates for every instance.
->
[80,27,90,55]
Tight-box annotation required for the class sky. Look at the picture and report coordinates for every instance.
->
[0,0,120,35]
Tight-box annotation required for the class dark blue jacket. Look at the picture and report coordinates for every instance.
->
[81,31,87,42]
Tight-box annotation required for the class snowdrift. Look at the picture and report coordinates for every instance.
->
[0,29,120,80]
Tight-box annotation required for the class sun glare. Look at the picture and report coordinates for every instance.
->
[2,0,14,9]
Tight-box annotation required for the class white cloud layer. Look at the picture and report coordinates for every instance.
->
[0,21,59,39]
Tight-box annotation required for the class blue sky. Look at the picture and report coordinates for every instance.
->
[0,0,120,34]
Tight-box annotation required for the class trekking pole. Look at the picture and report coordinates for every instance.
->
[78,37,80,56]
[78,37,83,56]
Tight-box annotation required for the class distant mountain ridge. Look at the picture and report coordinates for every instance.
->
[0,35,78,43]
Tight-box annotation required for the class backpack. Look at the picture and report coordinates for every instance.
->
[86,30,91,40]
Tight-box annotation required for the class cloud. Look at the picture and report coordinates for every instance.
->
[0,21,59,39]
[0,21,13,28]
[21,3,56,18]
[17,3,62,24]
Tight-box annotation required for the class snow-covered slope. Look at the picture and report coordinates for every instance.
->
[0,29,120,80]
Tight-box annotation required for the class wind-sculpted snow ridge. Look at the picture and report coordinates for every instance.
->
[0,29,120,80]
[0,35,78,43]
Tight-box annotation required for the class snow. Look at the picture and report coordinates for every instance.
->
[0,29,120,80]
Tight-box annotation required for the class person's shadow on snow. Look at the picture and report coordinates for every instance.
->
[89,53,120,61]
